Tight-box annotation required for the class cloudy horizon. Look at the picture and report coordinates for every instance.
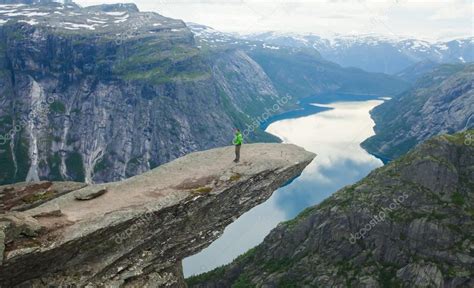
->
[76,0,472,42]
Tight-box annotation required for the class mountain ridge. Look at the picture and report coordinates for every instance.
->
[188,23,410,99]
[362,63,474,161]
[242,31,474,74]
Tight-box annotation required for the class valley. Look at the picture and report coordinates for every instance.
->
[0,1,472,287]
[184,97,385,277]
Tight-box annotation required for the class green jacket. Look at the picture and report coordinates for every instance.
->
[233,132,243,145]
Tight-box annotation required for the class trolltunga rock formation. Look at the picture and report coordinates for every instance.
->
[0,143,315,287]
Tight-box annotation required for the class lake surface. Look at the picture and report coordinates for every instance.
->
[183,99,384,277]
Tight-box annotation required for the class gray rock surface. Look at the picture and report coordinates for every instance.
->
[0,143,315,287]
[396,263,443,287]
[188,131,474,288]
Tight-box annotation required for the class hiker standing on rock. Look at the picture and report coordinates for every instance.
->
[233,129,243,163]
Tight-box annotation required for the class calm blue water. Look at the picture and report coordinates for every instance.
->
[183,97,385,277]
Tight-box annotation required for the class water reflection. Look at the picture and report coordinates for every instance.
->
[183,100,384,277]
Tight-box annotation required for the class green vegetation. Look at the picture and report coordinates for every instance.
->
[186,248,258,286]
[443,129,474,145]
[283,205,318,228]
[277,277,300,288]
[15,136,31,183]
[65,152,85,182]
[232,274,255,288]
[94,158,109,174]
[262,258,294,273]
[48,152,63,181]
[378,265,402,288]
[112,39,210,84]
[248,49,408,99]
[0,115,13,126]
[362,65,473,160]
[49,101,66,114]
[0,148,15,184]
[0,134,32,185]
[186,266,227,287]
[451,192,465,206]
[217,88,280,144]
[22,190,56,204]
[229,173,242,182]
[193,186,213,194]
[282,184,358,228]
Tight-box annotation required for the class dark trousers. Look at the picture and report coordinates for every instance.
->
[235,144,241,161]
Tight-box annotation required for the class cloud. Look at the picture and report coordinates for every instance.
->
[75,0,473,41]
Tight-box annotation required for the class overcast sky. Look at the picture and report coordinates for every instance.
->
[75,0,473,41]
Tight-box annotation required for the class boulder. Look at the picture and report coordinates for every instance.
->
[74,187,108,201]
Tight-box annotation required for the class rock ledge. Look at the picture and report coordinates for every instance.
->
[0,143,315,287]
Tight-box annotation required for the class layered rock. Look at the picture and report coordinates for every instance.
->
[0,143,315,287]
[188,131,474,287]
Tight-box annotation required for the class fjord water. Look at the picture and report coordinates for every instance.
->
[183,99,385,277]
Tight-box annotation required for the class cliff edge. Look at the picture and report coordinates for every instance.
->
[188,131,474,287]
[0,143,315,287]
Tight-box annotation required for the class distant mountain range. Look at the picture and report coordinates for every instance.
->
[189,23,409,98]
[187,24,473,75]
[243,31,474,74]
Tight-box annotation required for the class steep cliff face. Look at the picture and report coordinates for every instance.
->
[188,131,474,287]
[246,49,410,99]
[188,23,411,99]
[0,143,316,287]
[362,64,474,161]
[0,2,282,185]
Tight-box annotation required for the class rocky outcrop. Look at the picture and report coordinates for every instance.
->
[362,63,474,161]
[188,131,474,287]
[0,181,86,213]
[0,143,315,287]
